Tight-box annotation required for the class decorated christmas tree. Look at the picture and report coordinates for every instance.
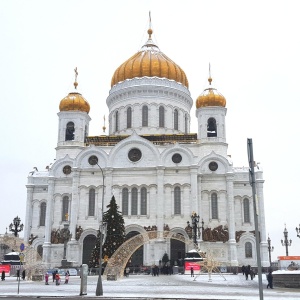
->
[89,195,125,268]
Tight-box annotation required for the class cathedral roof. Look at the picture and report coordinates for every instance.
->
[196,76,226,109]
[111,28,189,88]
[59,68,90,113]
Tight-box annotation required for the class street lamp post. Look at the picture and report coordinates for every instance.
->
[191,212,200,244]
[296,225,300,239]
[267,235,274,266]
[9,216,24,237]
[281,225,292,256]
[88,155,105,296]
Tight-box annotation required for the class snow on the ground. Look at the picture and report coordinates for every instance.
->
[0,273,299,299]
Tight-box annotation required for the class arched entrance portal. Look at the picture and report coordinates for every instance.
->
[170,237,185,267]
[126,231,143,267]
[82,234,96,265]
[104,231,196,279]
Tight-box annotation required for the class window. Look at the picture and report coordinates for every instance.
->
[243,198,250,223]
[65,122,75,141]
[127,107,132,128]
[185,114,188,134]
[174,187,181,215]
[37,245,43,258]
[207,118,217,137]
[174,109,178,130]
[122,188,128,215]
[115,111,119,132]
[142,106,148,127]
[131,187,138,215]
[62,196,69,221]
[40,202,46,226]
[245,242,253,258]
[89,189,95,216]
[211,193,218,219]
[159,106,165,127]
[141,187,147,215]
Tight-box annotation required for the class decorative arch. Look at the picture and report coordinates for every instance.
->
[103,231,196,279]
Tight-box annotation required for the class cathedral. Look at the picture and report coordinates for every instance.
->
[24,22,269,270]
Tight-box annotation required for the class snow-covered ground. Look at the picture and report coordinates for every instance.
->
[0,273,299,299]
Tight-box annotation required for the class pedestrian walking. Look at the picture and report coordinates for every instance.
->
[52,271,56,282]
[241,265,245,275]
[267,271,273,289]
[64,273,69,284]
[45,273,49,285]
[191,267,194,277]
[55,273,61,285]
[1,271,5,281]
[22,270,26,280]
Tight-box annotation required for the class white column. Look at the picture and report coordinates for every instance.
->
[156,167,165,231]
[24,185,34,242]
[70,169,79,241]
[43,177,55,266]
[226,173,238,266]
[190,166,198,212]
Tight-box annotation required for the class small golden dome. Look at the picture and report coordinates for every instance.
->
[59,92,90,113]
[196,77,226,108]
[111,28,188,88]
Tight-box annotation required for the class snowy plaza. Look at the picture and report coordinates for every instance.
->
[0,273,299,300]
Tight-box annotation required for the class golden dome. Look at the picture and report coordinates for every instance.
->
[111,28,188,88]
[196,77,226,108]
[59,68,90,113]
[59,92,90,113]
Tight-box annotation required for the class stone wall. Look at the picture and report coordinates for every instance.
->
[273,272,300,288]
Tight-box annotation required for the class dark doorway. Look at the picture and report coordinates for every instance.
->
[126,231,143,267]
[170,237,185,266]
[82,234,96,265]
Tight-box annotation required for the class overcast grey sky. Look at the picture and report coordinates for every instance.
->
[1,0,299,261]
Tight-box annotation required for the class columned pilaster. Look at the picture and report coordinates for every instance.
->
[43,177,55,265]
[190,166,198,212]
[156,167,165,232]
[24,185,34,242]
[226,173,238,266]
[70,169,79,241]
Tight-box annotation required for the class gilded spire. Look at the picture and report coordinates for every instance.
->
[147,11,153,38]
[102,115,106,133]
[208,63,212,85]
[74,67,78,89]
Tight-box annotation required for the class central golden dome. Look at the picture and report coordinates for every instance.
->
[111,29,188,88]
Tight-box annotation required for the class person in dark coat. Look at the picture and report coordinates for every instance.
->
[267,271,273,289]
[245,265,251,280]
[1,271,5,281]
[22,270,25,280]
[249,268,254,280]
[241,265,245,275]
[191,267,194,277]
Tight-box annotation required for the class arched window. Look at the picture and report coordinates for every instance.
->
[141,187,147,215]
[127,107,132,128]
[211,193,218,219]
[245,242,253,258]
[243,198,250,223]
[37,245,43,258]
[185,114,188,134]
[142,106,148,127]
[207,118,217,137]
[89,189,95,216]
[40,202,46,226]
[159,106,165,128]
[62,196,69,221]
[65,122,75,141]
[122,188,128,215]
[115,111,119,132]
[174,187,181,215]
[131,187,138,215]
[174,109,178,130]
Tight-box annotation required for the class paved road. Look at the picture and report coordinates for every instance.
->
[0,274,299,299]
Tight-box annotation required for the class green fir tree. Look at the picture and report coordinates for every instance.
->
[89,195,125,268]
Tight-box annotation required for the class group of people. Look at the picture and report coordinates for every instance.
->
[44,270,70,285]
[241,265,273,289]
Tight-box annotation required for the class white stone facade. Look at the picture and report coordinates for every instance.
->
[24,53,269,271]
